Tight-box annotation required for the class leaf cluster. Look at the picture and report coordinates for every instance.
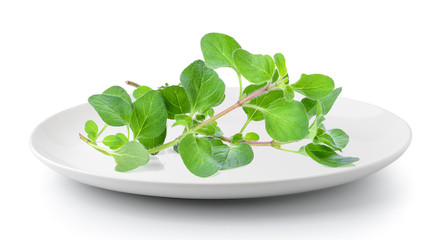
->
[80,33,359,177]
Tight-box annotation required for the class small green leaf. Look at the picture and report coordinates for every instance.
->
[85,120,98,140]
[172,114,193,128]
[88,94,133,126]
[180,60,225,114]
[103,86,132,106]
[201,33,241,69]
[213,125,224,138]
[302,87,342,118]
[195,114,206,121]
[316,129,349,150]
[211,140,254,169]
[159,85,191,119]
[307,115,326,140]
[305,143,358,167]
[139,128,167,155]
[273,53,287,78]
[229,133,244,143]
[271,69,279,83]
[244,132,259,141]
[283,85,294,102]
[133,86,152,99]
[178,133,220,177]
[112,141,150,172]
[103,133,128,150]
[233,49,275,84]
[242,83,284,121]
[130,90,167,140]
[291,74,335,100]
[195,124,216,136]
[262,99,309,142]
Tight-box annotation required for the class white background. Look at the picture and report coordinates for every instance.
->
[1,0,445,239]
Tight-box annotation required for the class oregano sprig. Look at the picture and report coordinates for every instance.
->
[79,32,359,177]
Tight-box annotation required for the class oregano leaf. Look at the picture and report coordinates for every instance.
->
[305,143,358,167]
[233,49,275,84]
[210,140,254,169]
[291,74,335,100]
[201,33,241,70]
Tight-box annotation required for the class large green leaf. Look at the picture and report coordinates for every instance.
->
[201,33,241,69]
[291,74,335,100]
[242,83,284,121]
[103,86,132,106]
[233,49,275,84]
[210,140,254,169]
[180,60,225,114]
[130,90,167,140]
[112,141,150,172]
[159,85,191,119]
[302,87,342,118]
[178,133,220,177]
[305,143,358,167]
[262,99,309,142]
[88,94,132,126]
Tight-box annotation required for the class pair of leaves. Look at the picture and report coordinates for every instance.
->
[201,33,285,85]
[302,87,342,118]
[178,133,253,177]
[314,128,349,151]
[88,86,133,126]
[103,133,128,150]
[304,143,358,167]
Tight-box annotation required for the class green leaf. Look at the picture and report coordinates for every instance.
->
[291,74,335,100]
[178,133,220,177]
[261,99,309,142]
[273,53,287,78]
[283,85,294,102]
[159,85,191,119]
[201,33,241,69]
[130,90,167,140]
[305,143,358,167]
[85,120,98,140]
[229,133,244,143]
[210,140,254,169]
[271,69,279,83]
[133,86,152,99]
[302,87,342,118]
[88,94,133,126]
[242,83,284,121]
[103,133,128,150]
[180,60,225,114]
[195,124,216,136]
[195,114,206,121]
[172,114,193,128]
[316,129,349,151]
[103,86,132,106]
[244,132,259,141]
[112,141,150,172]
[138,128,167,154]
[233,49,275,84]
[213,125,223,138]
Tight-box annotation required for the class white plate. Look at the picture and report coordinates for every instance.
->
[30,89,411,199]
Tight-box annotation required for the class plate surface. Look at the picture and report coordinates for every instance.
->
[30,89,411,199]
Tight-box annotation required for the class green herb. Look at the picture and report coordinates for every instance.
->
[80,32,359,176]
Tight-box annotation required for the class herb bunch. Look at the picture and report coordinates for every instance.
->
[79,33,359,177]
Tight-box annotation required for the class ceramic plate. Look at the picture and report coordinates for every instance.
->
[30,89,411,199]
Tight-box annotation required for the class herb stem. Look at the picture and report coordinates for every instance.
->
[97,124,108,139]
[146,137,181,154]
[126,125,130,140]
[192,86,268,131]
[239,118,251,133]
[237,72,243,101]
[126,81,140,88]
[79,134,113,156]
